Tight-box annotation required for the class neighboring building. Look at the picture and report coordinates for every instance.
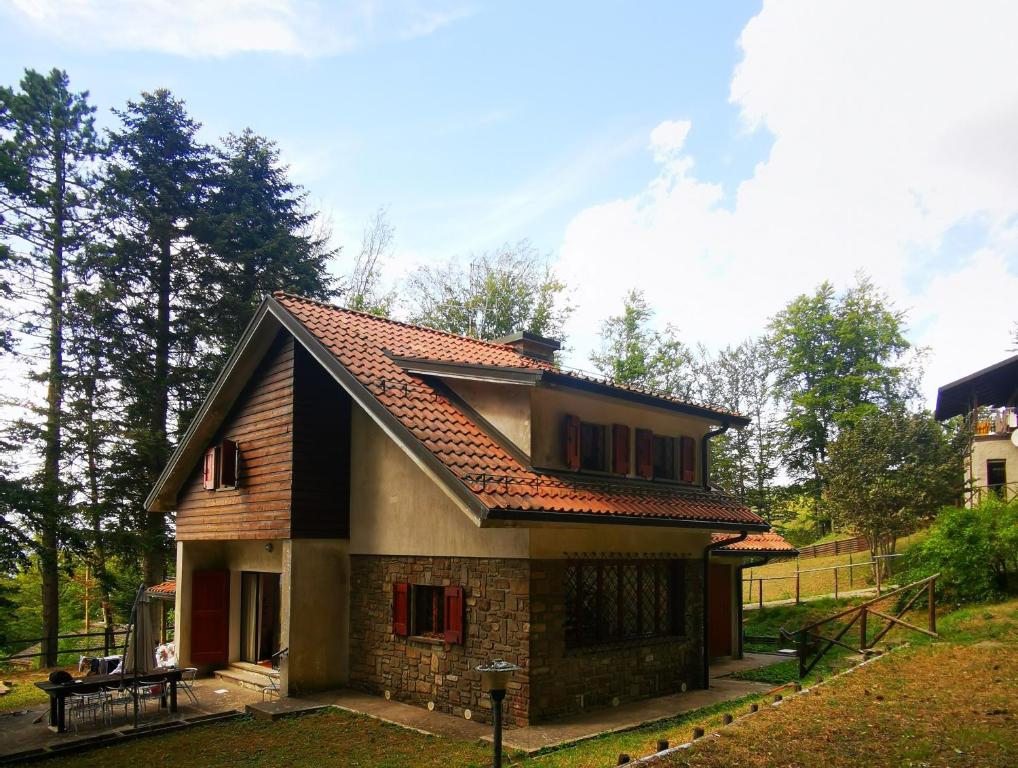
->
[146,292,794,726]
[936,354,1018,504]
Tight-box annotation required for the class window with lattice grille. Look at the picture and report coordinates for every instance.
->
[564,559,686,648]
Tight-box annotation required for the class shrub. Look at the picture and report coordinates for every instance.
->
[903,498,1018,602]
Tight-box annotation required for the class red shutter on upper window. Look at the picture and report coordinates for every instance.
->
[203,448,217,490]
[443,586,464,644]
[680,436,696,483]
[392,582,409,637]
[636,429,654,479]
[563,414,581,470]
[612,424,630,474]
[218,439,238,489]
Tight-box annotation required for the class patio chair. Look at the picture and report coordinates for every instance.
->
[179,667,199,705]
[68,691,110,731]
[261,673,280,702]
[104,685,134,721]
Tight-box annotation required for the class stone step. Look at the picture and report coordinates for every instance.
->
[213,665,277,693]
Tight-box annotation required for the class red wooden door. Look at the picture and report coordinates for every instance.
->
[191,569,230,665]
[708,563,733,658]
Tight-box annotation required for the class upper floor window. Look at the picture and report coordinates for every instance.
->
[563,415,696,482]
[203,439,239,490]
[580,422,610,472]
[987,459,1007,498]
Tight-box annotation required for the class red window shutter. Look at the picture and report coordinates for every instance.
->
[443,586,464,644]
[680,436,696,483]
[636,429,654,479]
[393,582,409,637]
[203,448,217,490]
[612,424,630,474]
[563,414,581,471]
[218,439,238,488]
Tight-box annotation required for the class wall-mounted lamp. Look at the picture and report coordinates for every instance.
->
[264,542,274,553]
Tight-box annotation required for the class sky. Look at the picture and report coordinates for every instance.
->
[2,0,1017,409]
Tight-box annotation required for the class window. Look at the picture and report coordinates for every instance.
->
[563,560,685,648]
[392,583,464,644]
[563,415,619,473]
[203,439,239,490]
[988,459,1007,498]
[580,422,610,471]
[652,436,676,479]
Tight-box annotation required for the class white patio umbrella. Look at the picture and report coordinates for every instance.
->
[119,584,160,727]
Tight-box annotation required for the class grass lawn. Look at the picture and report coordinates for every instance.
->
[0,666,74,713]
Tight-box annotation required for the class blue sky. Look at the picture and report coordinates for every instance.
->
[3,1,1017,406]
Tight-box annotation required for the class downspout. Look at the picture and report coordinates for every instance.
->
[735,556,770,659]
[702,531,748,688]
[702,422,730,489]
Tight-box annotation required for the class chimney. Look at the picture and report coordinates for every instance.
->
[494,331,561,363]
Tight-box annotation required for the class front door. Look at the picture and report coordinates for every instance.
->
[708,563,733,658]
[191,569,230,665]
[240,572,281,664]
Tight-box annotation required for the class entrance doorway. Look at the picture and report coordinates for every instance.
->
[708,563,734,658]
[240,572,281,664]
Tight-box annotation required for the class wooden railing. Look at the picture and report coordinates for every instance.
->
[782,573,939,678]
[0,628,127,666]
[743,553,901,607]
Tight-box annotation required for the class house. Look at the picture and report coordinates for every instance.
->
[146,292,795,726]
[936,354,1018,504]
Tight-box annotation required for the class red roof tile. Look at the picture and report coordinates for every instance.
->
[147,579,176,595]
[274,293,767,528]
[712,531,797,554]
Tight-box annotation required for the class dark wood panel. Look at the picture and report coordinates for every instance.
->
[174,333,294,540]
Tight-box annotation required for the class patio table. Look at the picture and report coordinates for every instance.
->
[34,668,183,733]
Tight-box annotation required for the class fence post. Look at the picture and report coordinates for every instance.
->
[797,630,807,678]
[834,566,839,600]
[875,560,881,596]
[795,567,800,606]
[928,578,936,634]
[859,607,867,650]
[759,579,764,609]
[848,552,853,588]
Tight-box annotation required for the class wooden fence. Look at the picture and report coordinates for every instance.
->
[743,553,902,608]
[0,628,127,667]
[796,534,869,560]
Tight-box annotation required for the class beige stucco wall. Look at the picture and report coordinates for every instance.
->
[528,524,710,559]
[280,538,349,695]
[531,385,720,482]
[447,379,532,457]
[174,539,284,669]
[348,408,530,558]
[969,435,1018,502]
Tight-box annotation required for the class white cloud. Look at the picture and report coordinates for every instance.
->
[2,0,473,57]
[558,0,1018,408]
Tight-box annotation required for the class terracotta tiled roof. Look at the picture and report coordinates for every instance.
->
[147,580,176,595]
[273,293,766,528]
[712,531,797,554]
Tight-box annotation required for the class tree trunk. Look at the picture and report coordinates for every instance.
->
[40,141,67,668]
[142,232,172,589]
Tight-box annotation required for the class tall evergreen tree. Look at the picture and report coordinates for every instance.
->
[97,89,213,590]
[198,128,336,360]
[0,68,99,664]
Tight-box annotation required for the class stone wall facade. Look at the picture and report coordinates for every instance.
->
[348,554,706,727]
[528,557,705,723]
[348,555,531,726]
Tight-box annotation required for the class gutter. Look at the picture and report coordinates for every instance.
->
[702,530,748,688]
[735,556,770,658]
[486,508,768,532]
[701,423,730,489]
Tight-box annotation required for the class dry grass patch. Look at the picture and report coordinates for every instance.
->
[664,643,1018,768]
[0,666,74,713]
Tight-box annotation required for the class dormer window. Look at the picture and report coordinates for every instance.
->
[580,422,610,471]
[203,439,239,490]
[653,435,676,480]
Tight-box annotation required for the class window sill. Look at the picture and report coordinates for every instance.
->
[407,635,444,646]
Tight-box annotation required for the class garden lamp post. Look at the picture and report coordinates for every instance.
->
[477,659,520,768]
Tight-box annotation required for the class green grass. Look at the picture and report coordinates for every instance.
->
[0,666,69,713]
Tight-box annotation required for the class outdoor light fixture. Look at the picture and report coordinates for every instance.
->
[476,659,520,768]
[264,542,273,552]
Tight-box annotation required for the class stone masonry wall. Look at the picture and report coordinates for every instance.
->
[528,558,705,723]
[348,555,531,726]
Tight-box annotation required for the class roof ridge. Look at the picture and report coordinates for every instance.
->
[272,290,539,361]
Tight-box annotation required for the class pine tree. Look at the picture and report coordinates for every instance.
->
[97,89,214,590]
[197,128,336,362]
[0,68,99,665]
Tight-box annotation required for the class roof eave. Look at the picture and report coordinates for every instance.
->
[485,508,769,532]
